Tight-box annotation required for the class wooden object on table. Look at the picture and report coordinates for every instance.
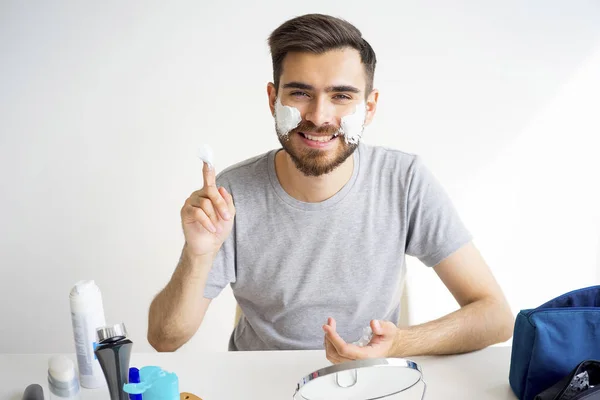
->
[180,393,203,400]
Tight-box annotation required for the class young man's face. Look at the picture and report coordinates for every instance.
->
[268,48,378,176]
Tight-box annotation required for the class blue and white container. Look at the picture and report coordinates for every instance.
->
[48,355,80,400]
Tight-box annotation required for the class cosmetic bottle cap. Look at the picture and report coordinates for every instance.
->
[97,323,127,342]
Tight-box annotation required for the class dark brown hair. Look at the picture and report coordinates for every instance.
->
[268,14,377,97]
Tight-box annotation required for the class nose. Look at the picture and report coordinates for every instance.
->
[303,96,336,128]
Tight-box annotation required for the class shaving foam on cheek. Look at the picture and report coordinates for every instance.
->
[197,144,214,170]
[340,101,367,144]
[274,97,302,138]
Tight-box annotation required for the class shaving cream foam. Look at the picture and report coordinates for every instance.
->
[274,97,302,138]
[340,101,366,144]
[197,144,214,170]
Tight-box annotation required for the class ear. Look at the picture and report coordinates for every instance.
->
[267,83,277,117]
[363,89,379,126]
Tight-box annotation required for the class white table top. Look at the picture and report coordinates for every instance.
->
[2,346,517,400]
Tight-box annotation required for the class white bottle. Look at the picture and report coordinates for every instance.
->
[69,280,107,388]
[48,355,80,400]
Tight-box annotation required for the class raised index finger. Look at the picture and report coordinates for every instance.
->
[202,162,216,188]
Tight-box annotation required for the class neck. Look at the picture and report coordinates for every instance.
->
[275,150,355,203]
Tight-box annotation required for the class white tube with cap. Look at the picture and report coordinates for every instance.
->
[69,280,106,388]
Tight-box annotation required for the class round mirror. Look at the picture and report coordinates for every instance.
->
[293,358,425,400]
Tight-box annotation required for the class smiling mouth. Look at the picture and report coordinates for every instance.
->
[299,132,340,142]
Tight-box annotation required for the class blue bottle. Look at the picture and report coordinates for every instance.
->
[123,366,179,400]
[128,368,142,400]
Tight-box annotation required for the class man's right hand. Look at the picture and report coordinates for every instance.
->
[180,162,235,258]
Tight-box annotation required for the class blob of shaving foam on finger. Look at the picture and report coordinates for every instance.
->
[352,325,374,347]
[197,144,214,170]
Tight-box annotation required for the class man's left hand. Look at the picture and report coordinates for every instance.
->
[322,317,399,364]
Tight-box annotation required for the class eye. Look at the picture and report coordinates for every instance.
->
[290,91,310,98]
[333,94,352,100]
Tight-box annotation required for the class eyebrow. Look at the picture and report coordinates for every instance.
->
[282,81,361,93]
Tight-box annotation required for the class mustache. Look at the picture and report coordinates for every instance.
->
[291,121,341,135]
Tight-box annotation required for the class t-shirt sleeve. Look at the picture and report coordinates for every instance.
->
[405,156,472,267]
[203,174,237,299]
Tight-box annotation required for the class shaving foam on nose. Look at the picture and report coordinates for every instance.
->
[340,101,366,144]
[274,97,302,138]
[197,144,214,170]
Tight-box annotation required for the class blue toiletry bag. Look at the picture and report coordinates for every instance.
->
[509,285,600,400]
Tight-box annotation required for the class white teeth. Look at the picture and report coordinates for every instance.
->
[304,134,333,142]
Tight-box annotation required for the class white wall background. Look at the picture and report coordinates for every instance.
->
[1,1,599,354]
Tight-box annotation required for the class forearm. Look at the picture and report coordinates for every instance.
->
[391,298,514,357]
[148,246,214,351]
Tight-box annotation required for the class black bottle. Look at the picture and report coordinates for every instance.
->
[22,384,44,400]
[94,323,133,400]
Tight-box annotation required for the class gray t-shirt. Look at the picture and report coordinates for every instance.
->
[204,142,472,351]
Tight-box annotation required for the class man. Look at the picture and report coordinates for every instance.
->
[148,13,514,364]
